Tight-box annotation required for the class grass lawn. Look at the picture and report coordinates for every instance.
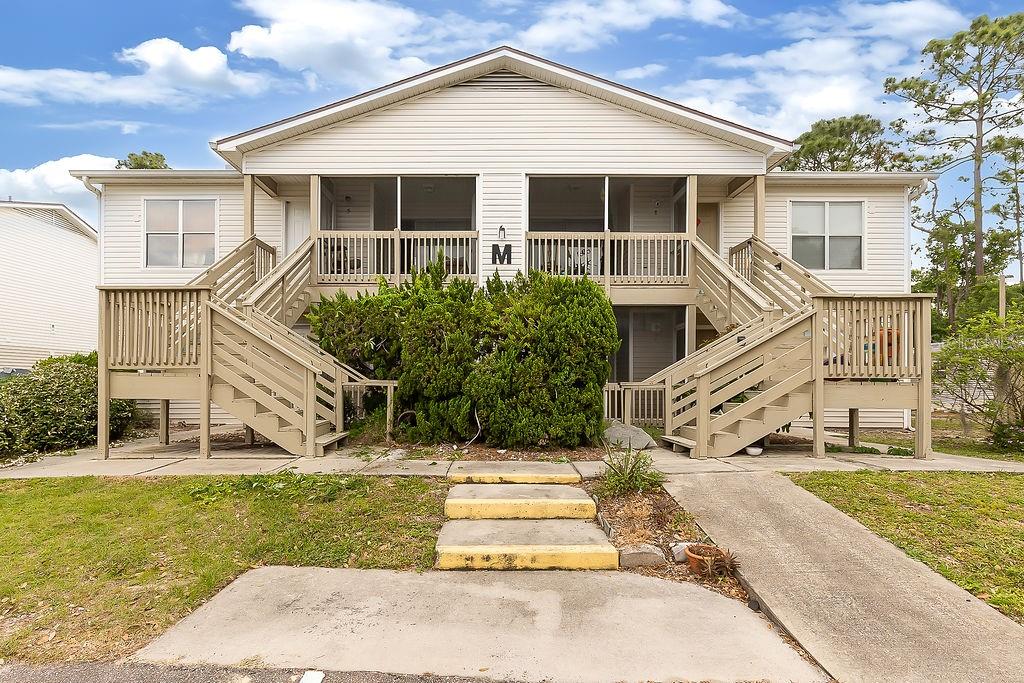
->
[0,474,446,663]
[791,471,1024,625]
[848,413,1024,462]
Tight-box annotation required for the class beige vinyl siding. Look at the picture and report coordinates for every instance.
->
[481,173,524,279]
[243,73,765,176]
[629,308,677,381]
[0,208,98,370]
[721,182,911,427]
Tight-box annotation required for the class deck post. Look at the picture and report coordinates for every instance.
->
[694,373,710,459]
[243,426,254,446]
[811,303,825,458]
[386,383,395,437]
[335,375,345,433]
[159,400,170,446]
[603,176,611,290]
[915,299,932,459]
[305,368,317,457]
[623,386,633,426]
[199,290,212,459]
[97,290,110,459]
[242,174,255,240]
[753,175,766,239]
[848,408,860,447]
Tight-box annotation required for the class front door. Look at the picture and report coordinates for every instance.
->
[284,200,310,256]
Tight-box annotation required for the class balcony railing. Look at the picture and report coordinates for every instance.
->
[317,230,478,284]
[526,231,688,284]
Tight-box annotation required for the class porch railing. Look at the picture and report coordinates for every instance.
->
[99,286,209,369]
[526,231,688,284]
[317,230,478,284]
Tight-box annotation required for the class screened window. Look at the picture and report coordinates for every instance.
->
[145,199,216,268]
[791,201,863,270]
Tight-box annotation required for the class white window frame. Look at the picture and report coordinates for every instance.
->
[788,199,866,271]
[141,197,219,270]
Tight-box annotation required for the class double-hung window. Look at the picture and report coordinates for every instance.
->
[144,199,216,268]
[791,201,863,270]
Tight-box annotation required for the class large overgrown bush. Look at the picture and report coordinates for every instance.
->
[0,356,135,455]
[934,306,1024,451]
[307,262,618,447]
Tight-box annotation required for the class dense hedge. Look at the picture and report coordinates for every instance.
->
[0,354,134,456]
[307,262,618,447]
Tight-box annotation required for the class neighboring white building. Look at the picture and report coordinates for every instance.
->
[0,201,98,372]
[73,47,936,458]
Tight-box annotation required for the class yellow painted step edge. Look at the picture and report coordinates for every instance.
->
[447,473,581,484]
[444,499,596,520]
[435,544,619,570]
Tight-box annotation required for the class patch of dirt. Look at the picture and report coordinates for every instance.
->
[584,483,747,603]
[402,442,607,461]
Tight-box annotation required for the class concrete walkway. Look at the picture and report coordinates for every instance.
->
[134,566,825,683]
[664,471,1024,683]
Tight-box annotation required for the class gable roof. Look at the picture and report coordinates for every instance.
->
[0,200,96,240]
[211,46,794,169]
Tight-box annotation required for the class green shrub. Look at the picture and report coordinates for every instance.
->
[0,358,134,455]
[886,446,915,457]
[991,421,1024,453]
[852,445,882,454]
[307,261,619,447]
[33,350,98,369]
[598,447,666,496]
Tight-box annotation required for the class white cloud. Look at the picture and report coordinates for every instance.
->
[38,120,148,135]
[518,0,740,53]
[0,38,273,107]
[615,63,667,80]
[663,0,967,139]
[228,0,507,89]
[0,154,118,225]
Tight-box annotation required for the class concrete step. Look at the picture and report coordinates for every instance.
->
[435,519,618,570]
[445,484,596,520]
[447,461,580,484]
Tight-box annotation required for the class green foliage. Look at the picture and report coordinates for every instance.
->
[33,350,98,369]
[115,150,170,169]
[991,422,1024,452]
[825,443,844,453]
[852,445,883,454]
[465,272,618,447]
[189,472,366,503]
[308,260,618,447]
[782,115,924,172]
[934,306,1024,433]
[0,357,134,455]
[886,446,916,457]
[598,447,666,496]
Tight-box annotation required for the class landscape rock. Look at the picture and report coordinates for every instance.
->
[670,541,696,564]
[604,420,657,450]
[619,543,667,568]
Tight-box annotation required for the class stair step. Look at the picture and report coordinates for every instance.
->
[314,430,348,456]
[435,519,617,570]
[661,434,696,453]
[447,461,580,484]
[445,484,596,520]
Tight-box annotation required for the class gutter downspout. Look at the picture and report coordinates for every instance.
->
[79,176,103,285]
[80,175,101,198]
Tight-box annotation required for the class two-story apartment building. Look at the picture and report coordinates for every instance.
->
[75,47,935,460]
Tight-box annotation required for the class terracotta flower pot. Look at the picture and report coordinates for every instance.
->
[683,543,722,574]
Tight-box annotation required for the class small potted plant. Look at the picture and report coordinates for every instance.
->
[684,544,740,577]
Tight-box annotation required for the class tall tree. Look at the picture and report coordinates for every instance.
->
[885,13,1024,277]
[989,135,1024,284]
[781,115,922,171]
[115,151,170,169]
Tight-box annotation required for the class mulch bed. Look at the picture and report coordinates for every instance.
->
[403,442,608,461]
[584,482,748,602]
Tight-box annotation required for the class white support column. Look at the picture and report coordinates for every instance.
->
[603,175,611,290]
[753,174,766,239]
[685,304,697,357]
[394,176,402,285]
[685,175,697,240]
[243,174,255,240]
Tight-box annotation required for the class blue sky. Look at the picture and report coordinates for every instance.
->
[0,0,1014,236]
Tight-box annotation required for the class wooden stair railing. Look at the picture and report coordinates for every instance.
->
[690,238,776,331]
[189,235,276,304]
[243,238,315,326]
[728,235,836,312]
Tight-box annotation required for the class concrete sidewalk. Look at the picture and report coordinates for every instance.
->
[664,471,1024,683]
[134,566,825,683]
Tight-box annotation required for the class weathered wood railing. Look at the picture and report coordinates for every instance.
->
[317,230,478,284]
[526,231,689,284]
[189,236,276,304]
[603,383,666,427]
[691,238,775,326]
[814,294,931,379]
[245,238,314,325]
[99,286,209,369]
[729,235,835,311]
